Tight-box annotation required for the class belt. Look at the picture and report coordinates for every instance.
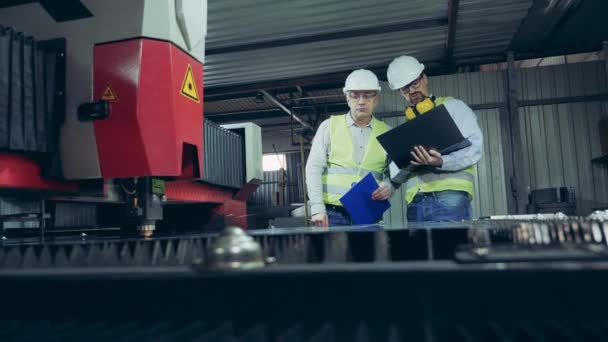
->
[325,204,350,216]
[412,190,467,203]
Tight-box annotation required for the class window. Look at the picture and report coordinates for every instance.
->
[263,154,286,171]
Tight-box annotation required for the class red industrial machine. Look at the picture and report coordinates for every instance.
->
[0,0,261,237]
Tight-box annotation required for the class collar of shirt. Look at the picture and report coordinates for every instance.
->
[346,112,374,128]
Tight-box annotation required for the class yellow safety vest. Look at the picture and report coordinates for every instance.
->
[322,114,390,206]
[404,96,476,204]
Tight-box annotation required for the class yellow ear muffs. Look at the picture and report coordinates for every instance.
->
[415,97,435,114]
[404,97,436,121]
[405,107,417,120]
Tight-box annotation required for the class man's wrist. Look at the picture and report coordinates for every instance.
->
[310,203,327,216]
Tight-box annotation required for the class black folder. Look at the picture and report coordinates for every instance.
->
[376,104,471,169]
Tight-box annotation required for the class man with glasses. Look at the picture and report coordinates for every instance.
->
[305,69,394,227]
[386,55,483,222]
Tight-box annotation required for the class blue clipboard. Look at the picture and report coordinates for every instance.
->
[339,172,391,225]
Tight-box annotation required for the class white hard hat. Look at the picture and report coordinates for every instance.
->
[343,69,381,93]
[386,55,425,90]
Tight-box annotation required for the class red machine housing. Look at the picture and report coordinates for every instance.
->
[93,38,249,228]
[93,38,203,179]
[0,153,77,192]
[0,38,251,230]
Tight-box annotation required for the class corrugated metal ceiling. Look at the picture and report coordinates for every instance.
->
[203,0,608,122]
[207,0,447,49]
[204,0,535,89]
[205,27,447,87]
[455,0,535,58]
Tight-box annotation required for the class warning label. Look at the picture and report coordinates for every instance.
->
[101,83,118,102]
[180,64,200,103]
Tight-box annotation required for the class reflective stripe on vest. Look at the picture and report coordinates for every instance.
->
[403,96,476,204]
[404,166,476,204]
[325,165,383,180]
[322,114,389,206]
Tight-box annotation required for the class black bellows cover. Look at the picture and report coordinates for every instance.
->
[0,26,62,156]
[0,27,10,149]
[202,120,245,189]
[34,44,46,152]
[23,37,36,151]
[9,30,24,151]
[44,48,57,152]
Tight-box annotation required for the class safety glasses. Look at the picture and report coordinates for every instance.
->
[399,74,423,94]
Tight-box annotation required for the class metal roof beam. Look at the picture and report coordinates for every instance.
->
[444,0,460,70]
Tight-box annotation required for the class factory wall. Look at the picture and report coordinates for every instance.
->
[261,128,308,154]
[517,62,608,215]
[250,152,307,207]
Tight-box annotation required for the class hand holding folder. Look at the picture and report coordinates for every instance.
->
[339,172,391,225]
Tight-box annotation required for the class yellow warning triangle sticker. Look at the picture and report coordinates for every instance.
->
[101,83,118,102]
[180,64,200,103]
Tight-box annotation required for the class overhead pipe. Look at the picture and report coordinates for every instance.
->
[259,90,313,131]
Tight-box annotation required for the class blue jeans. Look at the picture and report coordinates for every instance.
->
[327,205,352,226]
[407,190,472,222]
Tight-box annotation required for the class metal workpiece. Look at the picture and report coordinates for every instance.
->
[1,222,608,341]
[202,225,264,270]
[0,219,607,268]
